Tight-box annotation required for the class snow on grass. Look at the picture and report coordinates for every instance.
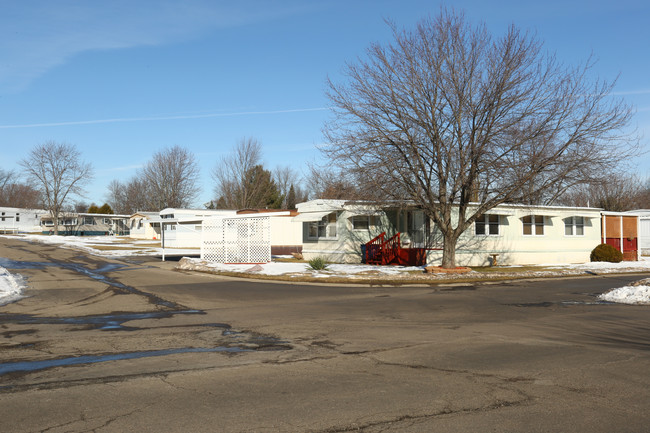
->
[2,234,198,257]
[546,258,650,272]
[0,267,25,306]
[178,259,424,277]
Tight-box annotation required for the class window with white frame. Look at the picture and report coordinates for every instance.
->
[522,215,544,236]
[308,212,338,239]
[475,214,499,235]
[564,216,584,236]
[351,215,377,230]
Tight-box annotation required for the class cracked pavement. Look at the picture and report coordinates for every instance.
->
[0,236,649,432]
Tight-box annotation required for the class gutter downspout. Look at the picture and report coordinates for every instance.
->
[620,216,624,257]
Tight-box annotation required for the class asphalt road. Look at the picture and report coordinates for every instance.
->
[0,236,649,432]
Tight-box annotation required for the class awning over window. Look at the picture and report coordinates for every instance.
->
[520,212,563,218]
[292,211,332,222]
[349,210,383,217]
[484,209,515,216]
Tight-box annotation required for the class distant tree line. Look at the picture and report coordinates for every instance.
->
[106,139,308,214]
[3,139,650,224]
[0,168,42,208]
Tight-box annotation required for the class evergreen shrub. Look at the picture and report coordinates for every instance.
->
[308,257,329,271]
[590,243,623,263]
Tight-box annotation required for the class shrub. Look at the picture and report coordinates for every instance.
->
[308,257,329,271]
[590,243,623,263]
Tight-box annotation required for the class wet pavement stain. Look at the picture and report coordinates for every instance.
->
[0,347,250,377]
[0,310,206,331]
[0,256,292,377]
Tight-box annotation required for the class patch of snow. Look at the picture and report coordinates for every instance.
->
[180,260,309,275]
[0,266,25,306]
[545,258,650,273]
[598,286,650,305]
[326,263,423,275]
[1,234,198,257]
[177,258,422,277]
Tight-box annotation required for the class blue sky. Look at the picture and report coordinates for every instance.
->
[1,0,649,208]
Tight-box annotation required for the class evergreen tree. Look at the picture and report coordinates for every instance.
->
[286,184,297,209]
[98,203,113,214]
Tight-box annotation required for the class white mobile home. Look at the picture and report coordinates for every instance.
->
[0,207,48,233]
[154,208,302,256]
[633,210,650,256]
[236,209,303,256]
[295,200,604,266]
[154,208,238,249]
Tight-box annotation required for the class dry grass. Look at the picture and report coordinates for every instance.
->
[85,245,149,251]
[471,265,557,273]
[273,257,308,263]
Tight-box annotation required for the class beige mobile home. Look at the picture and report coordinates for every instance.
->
[295,200,603,266]
[128,212,160,240]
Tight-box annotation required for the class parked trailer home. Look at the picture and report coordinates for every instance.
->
[151,208,238,249]
[0,207,49,234]
[40,213,130,236]
[295,200,604,266]
[128,212,160,240]
[236,209,302,256]
[629,210,650,256]
[200,211,294,264]
[152,208,302,260]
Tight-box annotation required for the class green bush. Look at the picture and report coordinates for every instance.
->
[590,243,623,263]
[308,257,329,271]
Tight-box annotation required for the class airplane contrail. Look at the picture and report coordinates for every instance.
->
[0,107,328,129]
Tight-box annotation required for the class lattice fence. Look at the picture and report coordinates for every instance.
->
[201,216,271,263]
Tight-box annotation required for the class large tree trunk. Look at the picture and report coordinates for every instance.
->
[441,231,458,268]
[53,210,59,235]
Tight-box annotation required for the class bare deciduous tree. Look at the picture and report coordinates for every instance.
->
[0,169,43,208]
[273,166,308,208]
[273,166,297,207]
[107,177,152,215]
[324,10,638,268]
[212,138,283,209]
[559,173,647,211]
[140,145,201,210]
[0,168,13,192]
[0,182,42,208]
[19,141,93,235]
[305,162,363,200]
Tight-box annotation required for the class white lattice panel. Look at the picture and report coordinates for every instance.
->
[201,216,271,263]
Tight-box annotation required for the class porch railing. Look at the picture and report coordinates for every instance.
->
[365,232,401,265]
